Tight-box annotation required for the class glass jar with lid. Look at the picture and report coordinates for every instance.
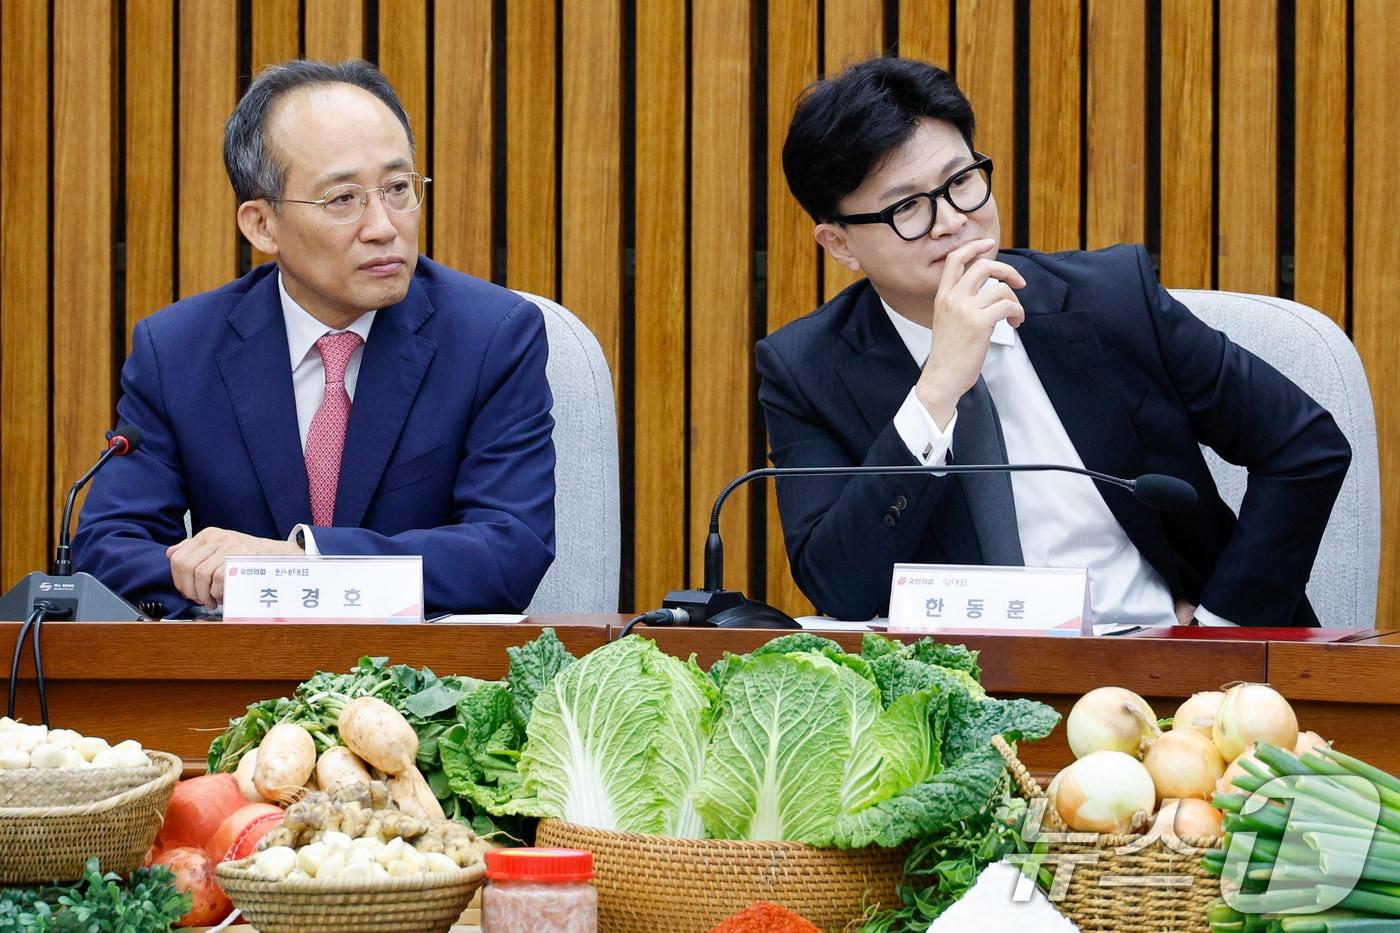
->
[480,847,597,933]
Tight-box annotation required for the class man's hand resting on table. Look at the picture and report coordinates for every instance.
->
[166,528,303,610]
[1174,597,1198,626]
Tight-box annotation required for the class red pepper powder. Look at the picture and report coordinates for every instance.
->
[707,900,822,933]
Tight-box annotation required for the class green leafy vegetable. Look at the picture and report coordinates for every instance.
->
[0,858,191,932]
[508,635,716,836]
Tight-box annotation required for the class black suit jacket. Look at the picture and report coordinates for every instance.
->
[755,245,1351,626]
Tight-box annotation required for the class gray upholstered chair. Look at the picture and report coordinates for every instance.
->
[515,291,621,614]
[1171,290,1380,629]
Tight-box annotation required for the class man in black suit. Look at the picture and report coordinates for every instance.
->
[757,57,1350,626]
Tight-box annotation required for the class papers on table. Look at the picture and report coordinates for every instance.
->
[424,614,529,624]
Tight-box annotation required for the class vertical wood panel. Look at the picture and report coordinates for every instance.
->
[52,0,115,534]
[0,0,52,584]
[899,0,951,65]
[691,0,754,590]
[432,0,493,277]
[956,0,1016,243]
[1353,0,1400,628]
[561,0,623,393]
[634,0,689,609]
[1028,0,1080,252]
[126,0,176,341]
[178,0,239,296]
[1086,0,1145,248]
[1217,0,1277,293]
[251,0,299,73]
[505,0,558,298]
[765,0,819,616]
[378,0,429,247]
[304,0,364,61]
[1293,0,1347,325]
[822,0,884,302]
[1158,0,1213,288]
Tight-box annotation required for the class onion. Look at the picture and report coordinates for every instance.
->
[148,846,233,927]
[1213,683,1298,761]
[1294,730,1329,757]
[1151,798,1224,842]
[1066,687,1161,759]
[1172,691,1225,739]
[1055,750,1156,833]
[1143,730,1225,804]
[1216,744,1261,796]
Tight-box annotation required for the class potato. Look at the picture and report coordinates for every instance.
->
[388,765,446,822]
[253,723,316,805]
[315,746,373,793]
[337,697,418,774]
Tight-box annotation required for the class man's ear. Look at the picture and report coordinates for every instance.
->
[814,222,862,273]
[236,200,279,256]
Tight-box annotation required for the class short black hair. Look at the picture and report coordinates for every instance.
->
[223,59,414,203]
[782,56,975,223]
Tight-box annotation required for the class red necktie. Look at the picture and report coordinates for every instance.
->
[306,331,363,526]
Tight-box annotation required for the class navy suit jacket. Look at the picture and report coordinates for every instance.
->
[73,257,556,617]
[756,245,1351,626]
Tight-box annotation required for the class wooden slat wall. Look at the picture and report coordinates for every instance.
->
[1,2,1397,629]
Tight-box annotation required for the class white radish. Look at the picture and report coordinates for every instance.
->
[315,745,374,792]
[388,765,446,821]
[253,723,317,804]
[235,748,262,802]
[337,697,418,775]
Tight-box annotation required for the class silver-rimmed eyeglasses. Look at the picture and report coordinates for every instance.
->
[264,172,431,225]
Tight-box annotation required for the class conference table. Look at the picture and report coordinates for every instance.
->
[2,616,1397,776]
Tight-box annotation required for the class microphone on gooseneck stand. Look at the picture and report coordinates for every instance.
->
[621,462,1197,635]
[1,425,150,725]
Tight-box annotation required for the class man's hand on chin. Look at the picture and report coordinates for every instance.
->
[166,527,303,610]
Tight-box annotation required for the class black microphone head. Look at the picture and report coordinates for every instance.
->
[1133,473,1197,513]
[107,424,142,456]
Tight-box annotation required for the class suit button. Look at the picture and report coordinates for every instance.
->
[883,512,898,528]
[894,495,908,510]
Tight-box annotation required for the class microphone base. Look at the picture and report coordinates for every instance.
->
[662,589,800,630]
[0,572,147,622]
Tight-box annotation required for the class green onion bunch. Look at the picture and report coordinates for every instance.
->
[1204,742,1400,932]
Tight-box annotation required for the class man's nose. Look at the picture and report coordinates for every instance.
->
[358,190,397,240]
[927,196,966,239]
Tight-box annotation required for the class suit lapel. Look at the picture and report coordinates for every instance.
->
[333,282,438,527]
[217,273,312,534]
[1007,254,1180,584]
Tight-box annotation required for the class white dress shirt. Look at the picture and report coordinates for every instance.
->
[280,273,377,553]
[882,298,1234,627]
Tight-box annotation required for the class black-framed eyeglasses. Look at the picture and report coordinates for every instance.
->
[264,172,431,225]
[833,155,994,241]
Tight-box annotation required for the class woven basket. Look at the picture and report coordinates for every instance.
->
[535,818,906,933]
[993,736,1221,933]
[0,750,180,883]
[0,757,161,808]
[216,859,487,933]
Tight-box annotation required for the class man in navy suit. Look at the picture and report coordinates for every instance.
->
[74,60,555,617]
[758,57,1349,626]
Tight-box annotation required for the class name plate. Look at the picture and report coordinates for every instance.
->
[887,562,1090,634]
[223,556,424,622]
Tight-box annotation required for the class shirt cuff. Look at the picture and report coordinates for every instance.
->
[288,523,321,557]
[1193,606,1239,627]
[893,388,955,466]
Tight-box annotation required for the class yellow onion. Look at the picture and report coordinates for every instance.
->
[1151,798,1224,842]
[1216,744,1261,796]
[1213,683,1298,761]
[1066,687,1161,759]
[1055,750,1156,833]
[1294,730,1329,757]
[1172,691,1226,739]
[1143,730,1226,804]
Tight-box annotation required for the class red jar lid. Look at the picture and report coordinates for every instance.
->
[486,847,595,882]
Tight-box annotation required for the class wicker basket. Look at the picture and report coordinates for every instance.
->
[534,818,906,933]
[216,859,487,933]
[0,757,161,808]
[993,736,1222,933]
[0,750,180,883]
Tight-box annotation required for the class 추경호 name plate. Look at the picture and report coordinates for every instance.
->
[222,555,424,622]
[887,562,1090,634]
